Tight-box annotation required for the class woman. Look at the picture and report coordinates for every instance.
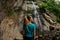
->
[22,16,36,40]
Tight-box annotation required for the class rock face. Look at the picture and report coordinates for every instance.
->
[0,0,23,11]
[0,0,24,40]
[0,13,5,23]
[0,11,24,40]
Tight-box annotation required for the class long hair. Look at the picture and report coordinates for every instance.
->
[27,16,31,21]
[23,16,30,26]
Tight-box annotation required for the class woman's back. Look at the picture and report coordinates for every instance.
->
[23,23,36,37]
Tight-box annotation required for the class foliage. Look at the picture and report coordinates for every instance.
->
[37,0,60,23]
[57,17,60,23]
[7,8,14,16]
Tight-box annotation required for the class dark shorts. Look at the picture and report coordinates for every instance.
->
[23,36,34,40]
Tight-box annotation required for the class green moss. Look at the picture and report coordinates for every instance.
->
[57,17,60,23]
[27,10,33,14]
[7,9,14,16]
[17,7,23,11]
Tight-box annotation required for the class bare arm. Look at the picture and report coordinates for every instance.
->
[24,16,29,25]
